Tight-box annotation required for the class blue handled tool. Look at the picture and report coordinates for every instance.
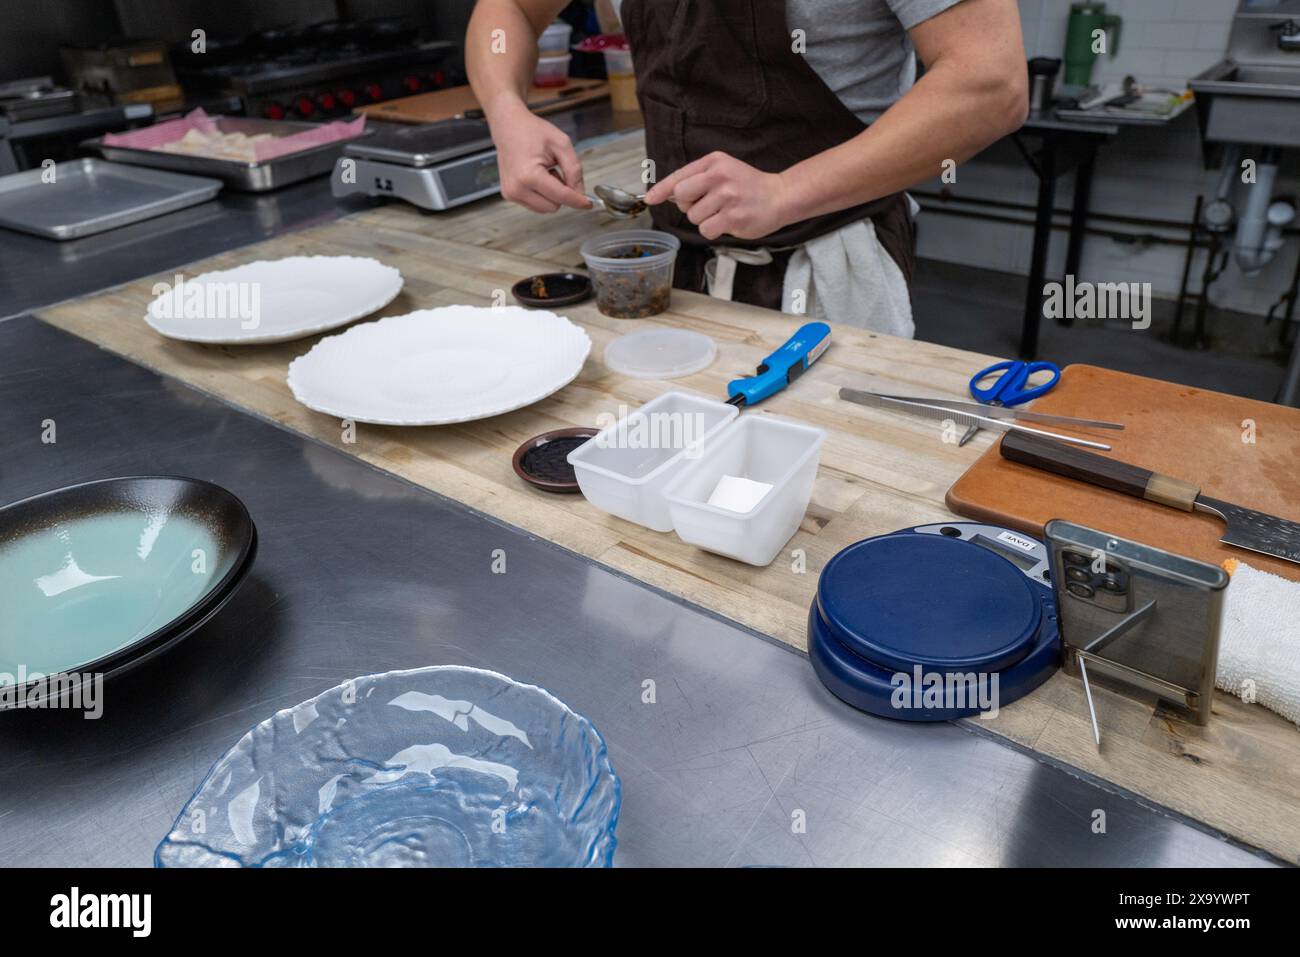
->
[960,359,1063,446]
[970,360,1062,406]
[727,322,831,408]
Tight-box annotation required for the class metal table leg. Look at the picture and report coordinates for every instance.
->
[1059,147,1097,327]
[1281,333,1300,406]
[1020,143,1057,359]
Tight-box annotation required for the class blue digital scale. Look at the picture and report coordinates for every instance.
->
[809,522,1061,721]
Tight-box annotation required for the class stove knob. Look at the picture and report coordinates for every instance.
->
[364,82,384,102]
[429,70,446,88]
[316,91,337,112]
[262,101,286,120]
[401,74,422,94]
[294,95,315,117]
[336,88,357,108]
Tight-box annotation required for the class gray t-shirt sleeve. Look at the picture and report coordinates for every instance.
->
[887,0,967,31]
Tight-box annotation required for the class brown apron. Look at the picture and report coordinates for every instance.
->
[620,0,916,310]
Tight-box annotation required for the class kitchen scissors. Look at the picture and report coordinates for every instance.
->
[960,360,1063,445]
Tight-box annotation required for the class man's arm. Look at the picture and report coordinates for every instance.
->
[466,0,592,211]
[644,0,1028,241]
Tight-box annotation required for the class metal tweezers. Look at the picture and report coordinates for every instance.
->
[838,388,1125,451]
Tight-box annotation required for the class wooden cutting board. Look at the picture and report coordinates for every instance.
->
[356,79,609,125]
[948,364,1300,581]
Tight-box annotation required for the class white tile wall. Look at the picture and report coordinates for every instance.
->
[920,0,1300,318]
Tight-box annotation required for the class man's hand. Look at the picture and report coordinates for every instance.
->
[489,98,592,213]
[644,152,795,241]
[465,0,589,214]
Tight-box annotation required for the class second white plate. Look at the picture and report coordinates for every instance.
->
[143,255,404,344]
[286,305,592,425]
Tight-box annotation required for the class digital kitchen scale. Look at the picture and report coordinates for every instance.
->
[331,118,500,211]
[809,522,1060,721]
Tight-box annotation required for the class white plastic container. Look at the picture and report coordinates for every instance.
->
[568,391,739,532]
[539,22,574,57]
[663,415,826,566]
[533,53,572,88]
[602,49,638,112]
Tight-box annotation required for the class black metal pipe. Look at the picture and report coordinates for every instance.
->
[916,202,1196,249]
[912,189,1300,240]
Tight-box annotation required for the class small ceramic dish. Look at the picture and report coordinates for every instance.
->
[511,272,592,308]
[286,305,592,426]
[0,476,256,706]
[512,428,599,493]
[143,255,403,344]
[156,665,621,867]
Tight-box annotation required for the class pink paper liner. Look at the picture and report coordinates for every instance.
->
[101,107,366,162]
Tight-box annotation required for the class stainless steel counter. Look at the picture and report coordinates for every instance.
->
[0,317,1274,868]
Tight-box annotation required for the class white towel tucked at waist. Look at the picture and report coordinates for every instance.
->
[702,218,914,339]
[783,219,914,337]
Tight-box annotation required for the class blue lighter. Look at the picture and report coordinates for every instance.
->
[726,322,832,408]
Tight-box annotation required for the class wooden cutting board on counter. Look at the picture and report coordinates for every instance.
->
[948,364,1300,581]
[356,79,609,125]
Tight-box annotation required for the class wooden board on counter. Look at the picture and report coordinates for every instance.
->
[948,364,1300,582]
[34,130,1300,864]
[356,79,609,124]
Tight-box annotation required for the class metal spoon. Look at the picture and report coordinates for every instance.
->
[592,184,648,218]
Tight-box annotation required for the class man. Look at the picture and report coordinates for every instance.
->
[466,0,1027,336]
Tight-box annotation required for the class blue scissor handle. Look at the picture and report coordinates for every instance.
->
[969,360,1061,407]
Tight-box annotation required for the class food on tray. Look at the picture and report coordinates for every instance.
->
[158,127,278,162]
[99,108,367,167]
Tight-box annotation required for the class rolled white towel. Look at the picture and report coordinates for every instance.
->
[1217,559,1300,726]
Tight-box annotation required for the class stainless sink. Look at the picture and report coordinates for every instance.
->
[1191,59,1300,146]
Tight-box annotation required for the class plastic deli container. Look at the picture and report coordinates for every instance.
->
[568,391,739,533]
[580,229,680,318]
[534,53,572,88]
[663,415,826,566]
[539,21,574,57]
[603,49,638,112]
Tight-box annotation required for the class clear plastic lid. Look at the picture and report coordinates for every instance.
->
[603,328,717,380]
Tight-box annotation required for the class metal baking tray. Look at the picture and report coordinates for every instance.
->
[86,116,370,192]
[0,158,222,240]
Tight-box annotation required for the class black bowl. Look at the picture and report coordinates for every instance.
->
[0,476,257,710]
[512,273,593,308]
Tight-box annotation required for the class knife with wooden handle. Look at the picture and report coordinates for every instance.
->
[1000,432,1300,565]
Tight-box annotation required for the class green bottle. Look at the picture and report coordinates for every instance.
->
[1064,1,1122,87]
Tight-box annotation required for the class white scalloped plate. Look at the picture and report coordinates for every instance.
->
[286,305,592,425]
[143,255,404,344]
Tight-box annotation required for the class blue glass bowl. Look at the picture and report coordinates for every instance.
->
[156,666,621,867]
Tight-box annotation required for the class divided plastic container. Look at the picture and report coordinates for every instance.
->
[568,390,826,565]
[664,415,826,567]
[567,391,737,532]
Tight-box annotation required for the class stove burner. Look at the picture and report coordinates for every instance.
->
[172,17,458,118]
